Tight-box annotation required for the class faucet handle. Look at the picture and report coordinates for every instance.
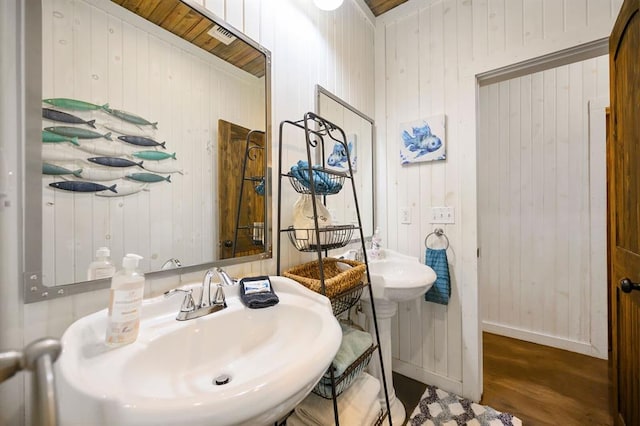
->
[214,285,227,307]
[164,288,195,312]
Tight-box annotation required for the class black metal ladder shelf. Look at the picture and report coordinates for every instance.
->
[275,112,393,426]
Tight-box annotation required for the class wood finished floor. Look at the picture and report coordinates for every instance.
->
[395,332,613,425]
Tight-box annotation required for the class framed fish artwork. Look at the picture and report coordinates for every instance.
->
[399,115,446,165]
[326,133,357,173]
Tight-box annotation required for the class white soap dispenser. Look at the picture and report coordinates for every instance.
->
[370,227,384,259]
[87,247,116,281]
[106,253,145,347]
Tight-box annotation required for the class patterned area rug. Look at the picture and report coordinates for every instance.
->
[407,385,522,426]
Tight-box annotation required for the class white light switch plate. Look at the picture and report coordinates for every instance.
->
[400,207,411,224]
[430,206,455,224]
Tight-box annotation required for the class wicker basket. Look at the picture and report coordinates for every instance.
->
[283,258,366,298]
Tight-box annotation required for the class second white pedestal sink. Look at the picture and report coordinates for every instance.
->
[55,276,341,426]
[361,248,436,425]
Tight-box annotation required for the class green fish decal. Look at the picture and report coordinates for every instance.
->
[44,126,111,141]
[103,107,158,129]
[126,173,171,183]
[42,130,80,146]
[42,162,82,177]
[132,151,176,161]
[43,98,108,111]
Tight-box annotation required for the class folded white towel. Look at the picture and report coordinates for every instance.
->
[294,372,380,426]
[288,399,381,426]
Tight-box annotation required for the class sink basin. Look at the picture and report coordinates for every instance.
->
[56,276,341,426]
[367,248,436,302]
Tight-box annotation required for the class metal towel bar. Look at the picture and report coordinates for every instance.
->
[0,338,62,426]
[424,228,450,250]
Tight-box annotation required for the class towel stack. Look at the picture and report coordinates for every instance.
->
[313,323,373,397]
[290,160,342,194]
[287,372,381,426]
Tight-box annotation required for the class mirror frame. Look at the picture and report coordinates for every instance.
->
[23,0,272,303]
[315,84,376,240]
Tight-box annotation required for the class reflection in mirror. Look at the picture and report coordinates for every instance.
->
[26,0,270,301]
[316,86,375,238]
[217,121,266,259]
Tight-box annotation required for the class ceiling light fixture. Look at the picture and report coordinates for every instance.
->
[314,0,344,11]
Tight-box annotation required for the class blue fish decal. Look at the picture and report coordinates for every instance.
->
[42,108,96,128]
[42,162,82,177]
[87,157,144,168]
[401,123,442,157]
[49,181,117,193]
[126,173,171,183]
[327,141,353,167]
[118,135,166,149]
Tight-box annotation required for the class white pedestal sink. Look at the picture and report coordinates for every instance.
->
[361,248,436,425]
[55,276,341,426]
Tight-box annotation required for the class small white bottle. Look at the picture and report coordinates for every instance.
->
[370,227,384,259]
[106,253,145,347]
[87,247,116,281]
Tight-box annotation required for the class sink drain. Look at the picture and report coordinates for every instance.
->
[214,374,231,385]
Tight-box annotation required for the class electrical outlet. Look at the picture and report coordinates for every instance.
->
[430,206,455,224]
[400,207,411,224]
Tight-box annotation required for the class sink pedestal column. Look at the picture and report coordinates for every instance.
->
[361,297,405,425]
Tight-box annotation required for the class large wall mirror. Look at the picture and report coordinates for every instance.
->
[24,0,271,302]
[315,85,375,238]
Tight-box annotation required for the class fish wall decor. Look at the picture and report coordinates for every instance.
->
[43,98,108,111]
[103,124,154,139]
[126,173,171,183]
[140,161,184,175]
[87,157,144,168]
[42,130,80,146]
[95,182,149,197]
[43,108,96,128]
[399,116,446,165]
[49,181,117,193]
[76,140,131,157]
[76,168,128,182]
[117,135,166,149]
[42,163,82,177]
[103,107,157,129]
[45,126,111,141]
[132,151,176,161]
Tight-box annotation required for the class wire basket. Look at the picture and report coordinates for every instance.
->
[286,225,355,252]
[330,283,365,317]
[312,343,377,399]
[283,257,365,298]
[286,168,346,195]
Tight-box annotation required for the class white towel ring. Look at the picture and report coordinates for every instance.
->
[424,228,449,250]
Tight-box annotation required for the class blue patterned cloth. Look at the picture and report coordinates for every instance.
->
[424,248,450,305]
[290,160,342,194]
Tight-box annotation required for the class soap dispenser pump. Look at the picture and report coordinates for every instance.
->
[106,253,145,347]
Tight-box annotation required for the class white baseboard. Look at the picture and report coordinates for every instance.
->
[392,359,464,398]
[482,320,608,360]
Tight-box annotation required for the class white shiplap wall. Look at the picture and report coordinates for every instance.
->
[41,0,264,285]
[375,0,621,398]
[478,56,610,359]
[1,0,375,424]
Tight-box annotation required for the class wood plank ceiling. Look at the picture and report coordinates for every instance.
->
[112,0,266,78]
[112,0,408,77]
[364,0,408,16]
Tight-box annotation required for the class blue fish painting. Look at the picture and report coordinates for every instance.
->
[49,181,117,193]
[399,117,446,165]
[327,141,353,168]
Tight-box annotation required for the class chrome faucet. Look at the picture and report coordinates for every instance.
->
[164,267,235,321]
[161,258,182,270]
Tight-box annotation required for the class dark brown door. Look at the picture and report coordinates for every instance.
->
[217,119,265,259]
[609,1,640,424]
